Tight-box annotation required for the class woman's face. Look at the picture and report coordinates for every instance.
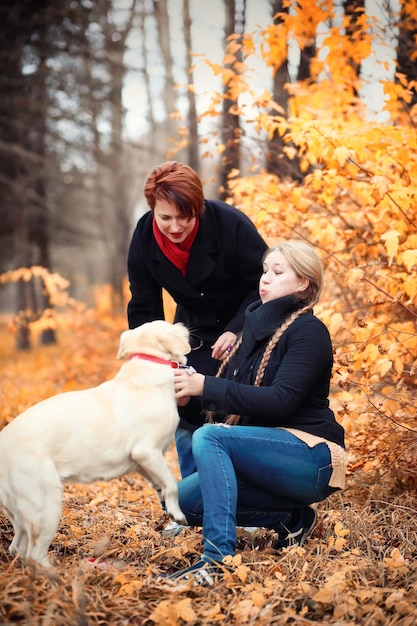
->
[154,199,196,244]
[259,250,309,304]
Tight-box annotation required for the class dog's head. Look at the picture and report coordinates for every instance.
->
[117,321,191,364]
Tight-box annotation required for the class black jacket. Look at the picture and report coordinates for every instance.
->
[183,295,345,447]
[127,200,268,346]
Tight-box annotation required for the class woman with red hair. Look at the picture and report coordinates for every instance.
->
[127,161,268,479]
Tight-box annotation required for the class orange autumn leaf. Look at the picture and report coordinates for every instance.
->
[381,230,401,266]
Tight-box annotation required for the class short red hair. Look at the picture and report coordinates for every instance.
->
[144,161,205,219]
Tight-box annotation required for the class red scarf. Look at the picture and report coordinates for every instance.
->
[152,217,199,276]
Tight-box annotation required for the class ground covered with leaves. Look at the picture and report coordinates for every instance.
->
[0,313,416,626]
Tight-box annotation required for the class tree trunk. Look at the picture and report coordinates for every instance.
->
[153,0,177,122]
[220,0,245,199]
[183,0,200,172]
[343,0,365,91]
[100,0,137,307]
[397,2,417,108]
[266,0,303,181]
[0,0,48,348]
[139,4,156,132]
[33,21,56,345]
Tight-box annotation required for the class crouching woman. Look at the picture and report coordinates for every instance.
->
[171,240,346,584]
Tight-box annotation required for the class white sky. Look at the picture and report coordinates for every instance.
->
[122,0,401,137]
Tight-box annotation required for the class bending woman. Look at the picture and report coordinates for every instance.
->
[126,161,267,478]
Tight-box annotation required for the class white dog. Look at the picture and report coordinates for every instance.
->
[0,320,191,567]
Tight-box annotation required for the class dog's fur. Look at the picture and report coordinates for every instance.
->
[0,320,191,567]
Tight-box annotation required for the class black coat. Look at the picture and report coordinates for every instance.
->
[127,200,268,430]
[127,199,268,349]
[185,295,345,447]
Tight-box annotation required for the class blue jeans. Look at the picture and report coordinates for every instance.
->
[178,424,336,562]
[175,428,196,478]
[175,342,219,478]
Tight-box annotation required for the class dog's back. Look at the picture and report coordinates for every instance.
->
[0,320,190,566]
[0,358,178,484]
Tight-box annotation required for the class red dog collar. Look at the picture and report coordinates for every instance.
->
[129,353,180,368]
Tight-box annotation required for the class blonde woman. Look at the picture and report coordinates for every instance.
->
[170,241,346,585]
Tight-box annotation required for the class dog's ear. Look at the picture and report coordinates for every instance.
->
[117,330,131,359]
[158,325,191,361]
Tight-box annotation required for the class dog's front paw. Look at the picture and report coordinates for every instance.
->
[171,512,188,526]
[165,505,187,526]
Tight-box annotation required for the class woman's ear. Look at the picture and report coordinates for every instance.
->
[297,278,310,292]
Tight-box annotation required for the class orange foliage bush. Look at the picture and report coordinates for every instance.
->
[184,2,417,489]
[229,160,417,488]
[0,281,127,430]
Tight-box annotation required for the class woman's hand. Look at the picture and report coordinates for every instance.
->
[176,395,191,407]
[174,369,205,404]
[211,331,237,360]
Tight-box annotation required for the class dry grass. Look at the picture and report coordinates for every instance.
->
[0,314,416,625]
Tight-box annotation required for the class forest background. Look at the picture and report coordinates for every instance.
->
[0,0,416,624]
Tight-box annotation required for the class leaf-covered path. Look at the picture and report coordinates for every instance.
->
[0,314,416,625]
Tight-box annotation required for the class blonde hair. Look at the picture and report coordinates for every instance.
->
[268,240,323,305]
[207,241,323,425]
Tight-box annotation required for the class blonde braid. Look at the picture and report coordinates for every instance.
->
[225,302,316,425]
